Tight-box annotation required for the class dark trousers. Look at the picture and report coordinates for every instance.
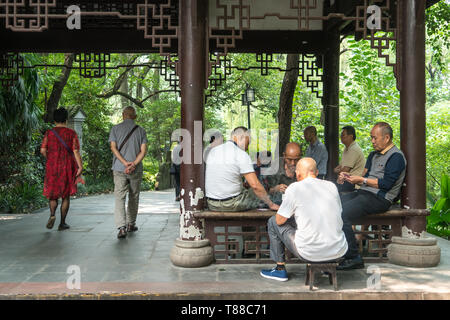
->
[173,164,181,197]
[336,181,355,193]
[341,190,391,259]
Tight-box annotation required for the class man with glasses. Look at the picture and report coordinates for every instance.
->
[266,142,302,205]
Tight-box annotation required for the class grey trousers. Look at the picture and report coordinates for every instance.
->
[267,215,304,263]
[113,169,143,229]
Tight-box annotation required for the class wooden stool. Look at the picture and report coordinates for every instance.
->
[305,262,339,291]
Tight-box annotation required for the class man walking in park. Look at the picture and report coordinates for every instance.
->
[337,122,406,270]
[109,106,148,239]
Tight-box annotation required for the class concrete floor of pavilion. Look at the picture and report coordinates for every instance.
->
[0,189,448,300]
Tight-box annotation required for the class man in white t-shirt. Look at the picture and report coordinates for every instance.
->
[260,157,348,281]
[205,126,279,212]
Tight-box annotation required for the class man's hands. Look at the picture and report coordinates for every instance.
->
[338,172,363,185]
[271,184,288,193]
[124,161,136,174]
[269,202,280,211]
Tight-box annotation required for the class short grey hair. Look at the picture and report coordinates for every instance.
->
[123,106,136,117]
[374,122,393,140]
[230,126,249,139]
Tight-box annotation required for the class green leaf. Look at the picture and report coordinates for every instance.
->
[442,174,449,199]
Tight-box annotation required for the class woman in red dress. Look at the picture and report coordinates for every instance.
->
[40,108,83,231]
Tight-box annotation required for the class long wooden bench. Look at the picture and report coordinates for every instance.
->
[194,207,430,264]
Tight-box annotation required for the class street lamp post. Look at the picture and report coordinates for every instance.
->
[241,86,255,129]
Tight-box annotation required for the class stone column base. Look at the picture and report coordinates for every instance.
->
[170,238,214,268]
[387,236,441,268]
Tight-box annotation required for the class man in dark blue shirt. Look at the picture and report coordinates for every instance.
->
[336,122,406,270]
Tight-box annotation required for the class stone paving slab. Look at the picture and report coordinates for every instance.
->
[0,189,449,300]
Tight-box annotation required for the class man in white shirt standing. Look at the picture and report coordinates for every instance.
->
[260,157,348,281]
[205,126,279,212]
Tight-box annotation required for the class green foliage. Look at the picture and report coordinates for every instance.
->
[427,174,450,239]
[0,54,42,145]
[426,1,450,72]
[76,176,114,195]
[0,182,47,213]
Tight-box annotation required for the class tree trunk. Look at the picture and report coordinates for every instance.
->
[277,54,299,157]
[119,71,129,108]
[44,53,74,123]
[151,67,161,102]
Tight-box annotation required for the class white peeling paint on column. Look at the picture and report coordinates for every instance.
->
[189,187,204,207]
[401,226,427,239]
[179,188,203,240]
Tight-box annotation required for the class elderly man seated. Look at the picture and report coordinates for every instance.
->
[265,142,302,205]
[205,126,279,212]
[337,122,406,270]
[260,157,348,281]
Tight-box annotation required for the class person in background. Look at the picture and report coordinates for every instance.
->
[304,126,328,179]
[171,138,182,201]
[40,107,83,231]
[203,130,224,162]
[334,126,365,193]
[109,106,148,239]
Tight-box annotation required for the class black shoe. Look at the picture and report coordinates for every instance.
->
[58,223,70,231]
[336,256,365,271]
[117,227,127,239]
[127,223,138,232]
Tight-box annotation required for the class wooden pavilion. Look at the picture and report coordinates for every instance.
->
[0,0,437,266]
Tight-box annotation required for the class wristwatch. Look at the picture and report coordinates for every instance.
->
[362,178,368,186]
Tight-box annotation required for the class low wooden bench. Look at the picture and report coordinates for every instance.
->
[194,207,430,264]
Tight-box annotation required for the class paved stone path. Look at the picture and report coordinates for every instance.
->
[0,189,449,299]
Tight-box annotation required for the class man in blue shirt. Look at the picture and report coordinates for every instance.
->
[304,126,328,179]
[337,122,406,270]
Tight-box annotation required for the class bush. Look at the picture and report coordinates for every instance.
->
[427,174,450,240]
[0,182,47,213]
[76,175,114,196]
[142,170,158,191]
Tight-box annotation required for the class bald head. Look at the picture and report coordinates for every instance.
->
[295,157,318,181]
[284,142,301,158]
[122,106,137,120]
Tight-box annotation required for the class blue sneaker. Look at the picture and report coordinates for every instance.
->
[260,267,288,282]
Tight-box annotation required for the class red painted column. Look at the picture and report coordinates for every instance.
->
[323,27,340,181]
[399,0,427,234]
[170,0,213,267]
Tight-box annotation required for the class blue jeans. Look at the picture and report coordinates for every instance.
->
[341,190,391,259]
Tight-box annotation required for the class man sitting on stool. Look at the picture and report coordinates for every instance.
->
[260,157,348,281]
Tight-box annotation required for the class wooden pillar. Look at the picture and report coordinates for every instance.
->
[323,27,340,181]
[170,0,213,267]
[399,0,427,234]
